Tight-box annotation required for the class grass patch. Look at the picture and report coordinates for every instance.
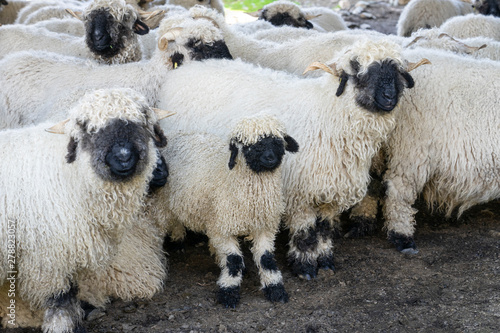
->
[223,0,276,12]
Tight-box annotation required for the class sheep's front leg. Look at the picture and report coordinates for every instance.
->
[250,230,288,303]
[42,283,86,333]
[383,172,420,254]
[345,179,383,238]
[209,235,245,308]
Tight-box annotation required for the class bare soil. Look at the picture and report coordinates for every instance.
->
[7,1,500,332]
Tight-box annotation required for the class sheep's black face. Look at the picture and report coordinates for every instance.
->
[187,38,233,61]
[242,136,286,173]
[85,9,128,58]
[473,0,500,16]
[149,153,169,191]
[261,11,313,29]
[351,59,409,113]
[80,119,150,182]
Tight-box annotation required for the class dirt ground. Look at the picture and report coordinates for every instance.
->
[6,1,500,333]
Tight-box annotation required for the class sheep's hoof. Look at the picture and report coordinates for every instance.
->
[388,231,418,254]
[317,254,335,271]
[288,259,318,280]
[344,217,377,238]
[217,286,240,308]
[263,283,289,303]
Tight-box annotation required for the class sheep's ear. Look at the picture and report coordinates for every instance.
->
[400,71,415,89]
[66,137,78,164]
[284,135,299,153]
[153,124,168,148]
[65,9,83,21]
[336,71,349,97]
[45,119,70,134]
[407,58,431,72]
[228,141,239,170]
[258,9,267,20]
[133,19,150,35]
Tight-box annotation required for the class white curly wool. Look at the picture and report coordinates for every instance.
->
[439,13,500,40]
[396,0,473,37]
[382,48,500,239]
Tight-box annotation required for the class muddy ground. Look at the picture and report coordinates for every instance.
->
[7,1,500,332]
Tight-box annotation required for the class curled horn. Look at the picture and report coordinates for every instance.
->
[138,9,165,21]
[46,119,70,134]
[405,35,426,48]
[305,13,322,20]
[438,33,487,53]
[158,27,183,51]
[303,61,339,76]
[407,58,431,72]
[65,8,83,21]
[193,15,220,29]
[152,108,176,120]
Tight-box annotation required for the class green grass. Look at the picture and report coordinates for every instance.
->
[223,0,276,12]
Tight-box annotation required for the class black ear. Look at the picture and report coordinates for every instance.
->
[284,135,299,153]
[133,19,149,35]
[153,124,168,148]
[401,71,415,89]
[336,71,349,97]
[259,9,268,20]
[66,137,78,164]
[228,141,238,170]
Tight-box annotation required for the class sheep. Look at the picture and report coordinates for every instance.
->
[14,0,83,24]
[0,13,232,129]
[439,12,500,40]
[32,17,85,36]
[376,48,500,254]
[396,0,473,37]
[155,38,429,279]
[0,0,29,25]
[0,0,161,65]
[0,88,172,332]
[151,115,298,307]
[258,0,347,32]
[471,0,500,15]
[143,0,225,15]
[250,24,320,43]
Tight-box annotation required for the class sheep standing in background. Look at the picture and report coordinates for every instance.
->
[145,0,225,15]
[156,38,428,279]
[397,0,473,37]
[472,0,500,15]
[380,48,500,253]
[0,13,232,129]
[259,0,347,32]
[0,88,170,332]
[439,12,500,40]
[152,115,298,307]
[32,17,86,36]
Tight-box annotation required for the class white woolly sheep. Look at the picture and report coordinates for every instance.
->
[32,17,85,36]
[378,48,500,254]
[144,0,225,15]
[0,0,161,64]
[258,0,347,32]
[0,88,171,332]
[156,38,428,279]
[0,13,232,129]
[152,115,298,307]
[14,0,83,24]
[396,0,473,37]
[439,13,500,40]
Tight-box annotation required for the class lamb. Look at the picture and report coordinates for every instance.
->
[439,13,500,40]
[0,0,161,64]
[378,48,500,253]
[258,0,347,32]
[155,38,429,279]
[396,0,473,37]
[0,88,171,332]
[0,13,232,129]
[152,115,298,307]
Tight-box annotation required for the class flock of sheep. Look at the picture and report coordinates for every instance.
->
[0,0,498,332]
